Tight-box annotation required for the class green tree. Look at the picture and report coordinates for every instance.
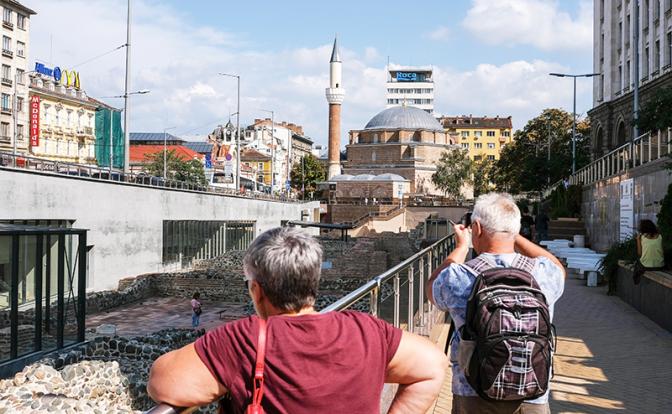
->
[432,149,472,200]
[635,86,672,133]
[472,157,496,197]
[144,150,207,185]
[290,154,326,199]
[492,108,590,193]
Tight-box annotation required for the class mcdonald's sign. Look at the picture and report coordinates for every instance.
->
[30,95,40,147]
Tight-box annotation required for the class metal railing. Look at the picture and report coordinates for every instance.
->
[543,129,672,197]
[145,233,456,414]
[0,151,302,203]
[570,129,671,186]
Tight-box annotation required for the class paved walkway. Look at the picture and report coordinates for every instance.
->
[430,278,672,413]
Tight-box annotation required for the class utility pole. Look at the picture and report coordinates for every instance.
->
[123,0,132,174]
[633,0,640,140]
[301,155,305,200]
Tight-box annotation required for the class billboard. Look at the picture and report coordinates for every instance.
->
[396,72,418,82]
[29,96,40,147]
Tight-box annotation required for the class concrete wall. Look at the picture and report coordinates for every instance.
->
[616,264,672,333]
[0,169,318,291]
[581,159,671,251]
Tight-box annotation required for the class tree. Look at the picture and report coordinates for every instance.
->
[492,108,590,194]
[431,149,472,200]
[636,86,672,133]
[144,150,207,185]
[290,154,326,199]
[472,157,496,197]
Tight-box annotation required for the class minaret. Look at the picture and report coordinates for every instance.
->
[325,36,345,179]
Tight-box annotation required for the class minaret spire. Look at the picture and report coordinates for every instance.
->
[325,36,345,180]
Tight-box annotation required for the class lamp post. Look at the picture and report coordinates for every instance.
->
[549,72,600,174]
[259,109,275,192]
[219,73,241,191]
[12,70,37,166]
[123,0,132,174]
[163,126,176,179]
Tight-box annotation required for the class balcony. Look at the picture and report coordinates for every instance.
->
[1,107,12,115]
[1,48,13,58]
[2,20,13,30]
[1,77,12,86]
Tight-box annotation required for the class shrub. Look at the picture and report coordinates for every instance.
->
[599,237,638,295]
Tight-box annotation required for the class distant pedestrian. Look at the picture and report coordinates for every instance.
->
[535,208,550,243]
[520,209,534,240]
[191,292,202,328]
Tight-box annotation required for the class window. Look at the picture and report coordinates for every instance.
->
[16,124,23,140]
[487,155,496,161]
[16,96,23,112]
[1,93,10,110]
[1,122,9,138]
[2,36,10,52]
[3,8,11,24]
[502,131,511,137]
[487,143,496,149]
[1,64,9,80]
[619,22,623,49]
[17,14,25,30]
[474,155,482,161]
[474,131,483,137]
[258,162,264,170]
[626,59,631,86]
[16,41,24,57]
[654,40,660,72]
[16,68,24,84]
[474,143,483,149]
[461,131,469,138]
[486,131,495,137]
[667,32,672,67]
[462,143,469,149]
[618,65,623,89]
[644,46,650,77]
[654,0,660,19]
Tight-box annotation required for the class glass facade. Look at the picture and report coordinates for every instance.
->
[0,224,88,377]
[162,220,255,265]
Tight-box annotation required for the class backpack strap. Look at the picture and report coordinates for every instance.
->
[247,318,267,414]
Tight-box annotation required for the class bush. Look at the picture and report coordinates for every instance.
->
[657,182,672,267]
[599,237,638,295]
[548,184,582,219]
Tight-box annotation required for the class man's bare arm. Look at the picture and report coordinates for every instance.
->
[514,235,567,278]
[148,343,227,407]
[385,331,448,413]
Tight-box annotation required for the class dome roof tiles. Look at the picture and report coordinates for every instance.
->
[364,106,443,132]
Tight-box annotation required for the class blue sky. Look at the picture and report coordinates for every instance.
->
[28,0,595,146]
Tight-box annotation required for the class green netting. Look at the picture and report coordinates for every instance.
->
[95,109,124,169]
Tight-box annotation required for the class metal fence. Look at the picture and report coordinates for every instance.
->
[145,233,456,413]
[0,152,301,203]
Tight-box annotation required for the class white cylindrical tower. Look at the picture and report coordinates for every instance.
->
[325,37,345,179]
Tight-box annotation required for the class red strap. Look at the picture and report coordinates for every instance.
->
[248,317,267,411]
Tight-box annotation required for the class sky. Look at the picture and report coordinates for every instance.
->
[27,0,595,146]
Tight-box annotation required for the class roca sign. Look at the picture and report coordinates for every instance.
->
[396,72,418,82]
[34,62,81,89]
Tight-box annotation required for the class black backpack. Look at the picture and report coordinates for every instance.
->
[451,255,556,401]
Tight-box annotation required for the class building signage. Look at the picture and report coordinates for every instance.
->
[396,72,418,82]
[619,178,634,241]
[34,62,81,89]
[29,95,40,147]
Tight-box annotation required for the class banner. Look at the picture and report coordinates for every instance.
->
[30,95,40,146]
[619,179,634,241]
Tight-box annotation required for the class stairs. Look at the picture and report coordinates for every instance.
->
[548,219,587,243]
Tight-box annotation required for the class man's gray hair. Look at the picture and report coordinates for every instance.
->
[471,192,521,237]
[243,227,323,312]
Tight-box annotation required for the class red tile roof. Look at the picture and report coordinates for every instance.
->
[130,145,204,163]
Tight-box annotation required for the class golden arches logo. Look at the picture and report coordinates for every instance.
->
[61,70,80,89]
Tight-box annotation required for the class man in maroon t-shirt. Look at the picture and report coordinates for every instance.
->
[148,227,447,413]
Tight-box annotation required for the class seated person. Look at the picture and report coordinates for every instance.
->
[634,220,666,283]
[148,227,447,413]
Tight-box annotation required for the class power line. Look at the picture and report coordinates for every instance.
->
[71,44,127,69]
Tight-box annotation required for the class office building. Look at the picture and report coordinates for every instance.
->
[385,65,434,114]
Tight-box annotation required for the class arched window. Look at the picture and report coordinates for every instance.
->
[595,126,604,155]
[616,120,627,146]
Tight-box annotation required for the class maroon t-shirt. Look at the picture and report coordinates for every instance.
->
[194,311,402,414]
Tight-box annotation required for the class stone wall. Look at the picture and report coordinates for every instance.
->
[0,325,33,361]
[615,263,672,333]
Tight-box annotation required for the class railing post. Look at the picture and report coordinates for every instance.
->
[418,257,425,327]
[407,265,414,333]
[657,130,662,160]
[393,272,400,328]
[648,133,652,163]
[369,279,380,318]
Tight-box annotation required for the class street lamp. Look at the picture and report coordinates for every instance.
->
[219,73,241,191]
[549,72,600,175]
[163,126,176,179]
[259,109,275,192]
[12,69,37,166]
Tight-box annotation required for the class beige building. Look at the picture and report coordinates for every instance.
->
[438,115,513,161]
[28,73,97,164]
[0,0,35,153]
[344,105,457,195]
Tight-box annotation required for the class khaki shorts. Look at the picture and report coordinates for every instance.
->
[452,395,551,414]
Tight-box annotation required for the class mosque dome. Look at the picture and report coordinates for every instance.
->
[364,106,443,132]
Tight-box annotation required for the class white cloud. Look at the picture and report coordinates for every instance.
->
[27,0,592,149]
[426,26,451,42]
[462,0,593,51]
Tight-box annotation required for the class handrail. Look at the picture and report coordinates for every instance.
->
[0,151,303,203]
[145,233,456,414]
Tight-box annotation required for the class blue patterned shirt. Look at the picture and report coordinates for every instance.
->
[432,253,565,404]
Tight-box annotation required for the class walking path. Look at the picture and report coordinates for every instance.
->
[430,278,672,413]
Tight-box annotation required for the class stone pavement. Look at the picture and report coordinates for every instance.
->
[85,296,249,337]
[429,278,672,413]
